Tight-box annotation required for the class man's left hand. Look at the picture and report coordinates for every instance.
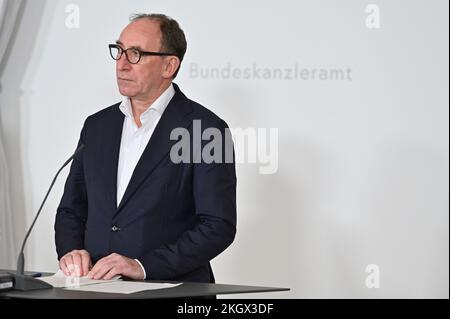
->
[87,253,144,280]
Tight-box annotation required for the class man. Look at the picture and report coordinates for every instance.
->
[54,14,236,283]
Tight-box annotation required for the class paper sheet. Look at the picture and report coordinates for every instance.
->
[37,270,182,293]
[37,269,121,288]
[65,281,182,294]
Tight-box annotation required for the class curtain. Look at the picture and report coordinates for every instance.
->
[0,0,23,268]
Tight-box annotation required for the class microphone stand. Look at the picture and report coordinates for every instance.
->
[13,144,85,290]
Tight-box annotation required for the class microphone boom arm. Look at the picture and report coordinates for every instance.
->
[14,144,85,290]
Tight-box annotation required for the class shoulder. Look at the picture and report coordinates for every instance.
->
[190,100,228,128]
[84,102,122,126]
[173,82,230,130]
[175,91,229,133]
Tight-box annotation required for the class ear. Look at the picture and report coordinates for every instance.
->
[162,56,181,79]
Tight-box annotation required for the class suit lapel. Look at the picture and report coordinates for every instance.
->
[103,104,125,213]
[114,85,193,216]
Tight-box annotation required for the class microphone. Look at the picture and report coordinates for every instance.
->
[13,143,85,290]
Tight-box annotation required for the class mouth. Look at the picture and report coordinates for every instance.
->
[118,77,133,82]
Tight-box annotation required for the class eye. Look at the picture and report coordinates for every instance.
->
[110,45,122,59]
[130,48,141,59]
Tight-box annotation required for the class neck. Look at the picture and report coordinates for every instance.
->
[130,82,171,127]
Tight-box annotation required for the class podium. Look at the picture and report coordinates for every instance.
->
[0,270,289,299]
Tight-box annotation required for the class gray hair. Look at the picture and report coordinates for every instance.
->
[130,13,187,78]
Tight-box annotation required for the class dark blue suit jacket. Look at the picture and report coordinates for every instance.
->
[55,84,237,283]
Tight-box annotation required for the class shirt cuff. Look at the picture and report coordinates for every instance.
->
[134,259,146,280]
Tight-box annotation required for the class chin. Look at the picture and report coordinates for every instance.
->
[118,87,137,98]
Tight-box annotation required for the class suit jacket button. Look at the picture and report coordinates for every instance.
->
[111,225,120,232]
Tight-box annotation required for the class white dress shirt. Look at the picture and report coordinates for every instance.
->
[116,84,175,279]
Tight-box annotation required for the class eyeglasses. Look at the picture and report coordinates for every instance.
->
[108,44,175,64]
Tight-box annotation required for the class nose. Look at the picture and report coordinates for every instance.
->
[117,52,131,71]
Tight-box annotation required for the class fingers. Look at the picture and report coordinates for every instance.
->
[59,256,70,276]
[59,249,92,277]
[88,254,115,280]
[88,253,144,280]
[80,250,91,276]
[71,253,82,276]
[103,268,121,280]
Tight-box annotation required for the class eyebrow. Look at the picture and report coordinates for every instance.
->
[115,40,143,51]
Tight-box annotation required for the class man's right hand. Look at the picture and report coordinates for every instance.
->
[59,249,92,277]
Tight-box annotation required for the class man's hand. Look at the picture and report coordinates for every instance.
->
[87,253,145,280]
[59,249,92,277]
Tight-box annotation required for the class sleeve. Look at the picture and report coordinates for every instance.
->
[138,119,237,280]
[54,120,89,260]
[134,259,147,280]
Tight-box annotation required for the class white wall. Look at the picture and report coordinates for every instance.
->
[0,0,448,298]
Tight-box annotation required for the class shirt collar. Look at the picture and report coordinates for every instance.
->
[119,84,175,125]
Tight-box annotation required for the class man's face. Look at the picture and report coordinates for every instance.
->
[115,19,167,100]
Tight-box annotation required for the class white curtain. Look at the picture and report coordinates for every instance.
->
[0,0,23,268]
